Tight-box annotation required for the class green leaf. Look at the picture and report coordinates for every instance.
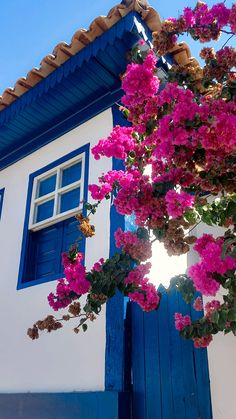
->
[184,209,197,224]
[122,108,129,119]
[153,228,165,240]
[152,181,173,197]
[136,228,149,241]
[228,308,236,322]
[211,310,219,324]
[226,202,236,221]
[82,324,88,332]
[222,237,236,259]
[220,310,228,323]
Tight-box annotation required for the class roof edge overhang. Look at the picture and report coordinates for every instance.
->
[0,12,156,170]
[0,0,161,112]
[0,12,152,128]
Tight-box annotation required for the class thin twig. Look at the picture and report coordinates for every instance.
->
[184,219,202,237]
[56,313,87,322]
[221,34,235,49]
[220,29,235,35]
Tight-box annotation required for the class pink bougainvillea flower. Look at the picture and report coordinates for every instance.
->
[193,296,203,312]
[174,313,192,331]
[165,189,194,218]
[193,335,213,348]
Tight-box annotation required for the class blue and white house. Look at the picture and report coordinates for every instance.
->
[0,1,235,418]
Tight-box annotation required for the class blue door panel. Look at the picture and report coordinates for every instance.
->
[131,287,212,419]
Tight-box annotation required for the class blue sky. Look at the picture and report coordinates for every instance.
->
[0,0,234,94]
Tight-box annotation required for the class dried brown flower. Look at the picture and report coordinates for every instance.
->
[76,213,95,238]
[185,236,197,245]
[200,47,216,61]
[27,325,39,340]
[62,315,71,321]
[89,313,96,322]
[90,293,108,304]
[68,302,81,316]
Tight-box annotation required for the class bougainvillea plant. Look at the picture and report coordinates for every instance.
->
[28,1,236,349]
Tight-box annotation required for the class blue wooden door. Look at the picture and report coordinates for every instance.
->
[131,286,212,419]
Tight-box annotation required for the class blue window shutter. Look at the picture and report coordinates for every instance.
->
[62,217,82,251]
[34,223,63,280]
[61,217,86,271]
[24,217,85,284]
[25,222,63,282]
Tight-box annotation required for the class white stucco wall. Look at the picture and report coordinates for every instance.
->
[191,223,236,419]
[0,109,113,393]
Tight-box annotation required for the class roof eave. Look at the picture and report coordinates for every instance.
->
[0,12,154,170]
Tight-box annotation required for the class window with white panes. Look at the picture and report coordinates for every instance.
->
[29,154,85,231]
[18,144,89,288]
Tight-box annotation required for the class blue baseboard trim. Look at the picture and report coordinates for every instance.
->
[0,391,130,419]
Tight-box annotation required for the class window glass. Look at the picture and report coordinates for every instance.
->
[36,199,54,223]
[38,174,56,197]
[60,187,81,213]
[61,161,82,187]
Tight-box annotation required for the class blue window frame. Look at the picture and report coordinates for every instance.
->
[0,188,5,219]
[17,144,90,289]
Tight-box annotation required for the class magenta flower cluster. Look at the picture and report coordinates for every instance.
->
[165,190,194,218]
[182,3,235,41]
[174,313,192,331]
[115,228,152,262]
[188,235,236,296]
[193,296,203,312]
[92,126,135,161]
[92,258,105,273]
[129,281,160,312]
[122,50,160,112]
[48,253,90,311]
